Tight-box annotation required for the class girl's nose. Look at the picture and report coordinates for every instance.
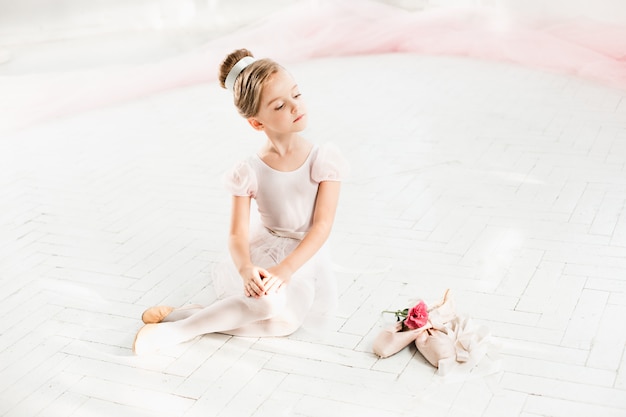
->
[290,101,299,114]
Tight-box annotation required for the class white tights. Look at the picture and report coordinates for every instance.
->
[152,281,315,349]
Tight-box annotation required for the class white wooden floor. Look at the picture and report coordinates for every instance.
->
[1,51,625,417]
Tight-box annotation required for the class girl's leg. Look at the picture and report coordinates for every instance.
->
[162,305,204,322]
[222,316,300,337]
[133,291,289,354]
[223,279,315,337]
[142,304,203,324]
[133,279,317,354]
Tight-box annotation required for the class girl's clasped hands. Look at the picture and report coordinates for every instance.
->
[241,265,288,298]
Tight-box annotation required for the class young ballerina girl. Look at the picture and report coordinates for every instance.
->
[132,48,348,355]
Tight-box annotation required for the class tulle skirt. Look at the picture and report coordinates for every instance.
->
[212,225,337,331]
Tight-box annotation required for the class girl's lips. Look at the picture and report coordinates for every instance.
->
[293,114,305,123]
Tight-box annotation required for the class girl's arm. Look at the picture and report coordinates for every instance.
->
[267,180,341,285]
[228,195,269,298]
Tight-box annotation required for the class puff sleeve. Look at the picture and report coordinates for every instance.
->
[222,160,258,198]
[311,142,350,183]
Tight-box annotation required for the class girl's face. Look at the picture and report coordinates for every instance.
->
[248,69,307,135]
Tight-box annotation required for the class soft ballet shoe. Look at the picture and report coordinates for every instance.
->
[142,304,204,324]
[141,306,174,324]
[373,321,429,358]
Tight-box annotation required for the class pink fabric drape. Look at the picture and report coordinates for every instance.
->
[1,0,624,133]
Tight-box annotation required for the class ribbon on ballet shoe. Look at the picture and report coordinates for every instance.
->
[427,289,457,326]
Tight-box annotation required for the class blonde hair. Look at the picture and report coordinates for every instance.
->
[218,49,282,118]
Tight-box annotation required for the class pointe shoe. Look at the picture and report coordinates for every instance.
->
[132,323,165,355]
[414,328,456,368]
[141,306,174,324]
[373,321,430,359]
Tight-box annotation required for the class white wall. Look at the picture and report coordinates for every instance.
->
[0,0,298,45]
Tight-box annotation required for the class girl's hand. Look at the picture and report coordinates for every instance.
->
[261,274,285,295]
[264,265,292,294]
[241,265,269,298]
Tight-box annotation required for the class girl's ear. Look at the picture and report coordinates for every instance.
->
[247,117,264,131]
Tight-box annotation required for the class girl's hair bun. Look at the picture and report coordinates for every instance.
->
[218,48,281,118]
[218,48,255,89]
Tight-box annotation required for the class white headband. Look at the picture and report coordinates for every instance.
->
[225,56,256,91]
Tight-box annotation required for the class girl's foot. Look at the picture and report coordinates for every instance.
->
[141,306,174,324]
[132,323,172,355]
[141,304,203,324]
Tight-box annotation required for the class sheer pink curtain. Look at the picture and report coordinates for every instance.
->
[1,0,624,133]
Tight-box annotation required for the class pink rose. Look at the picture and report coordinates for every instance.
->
[403,300,428,329]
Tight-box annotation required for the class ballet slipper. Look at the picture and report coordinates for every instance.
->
[373,321,430,359]
[141,303,203,324]
[133,323,172,355]
[141,306,174,324]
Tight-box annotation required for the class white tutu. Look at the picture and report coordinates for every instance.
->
[212,224,338,331]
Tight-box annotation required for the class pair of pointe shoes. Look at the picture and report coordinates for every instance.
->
[373,289,455,359]
[133,304,201,355]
